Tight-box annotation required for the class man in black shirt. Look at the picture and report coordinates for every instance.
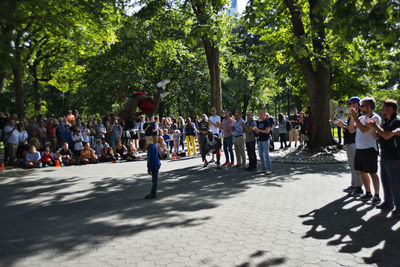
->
[367,99,400,214]
[288,108,300,147]
[254,110,272,175]
[197,114,209,161]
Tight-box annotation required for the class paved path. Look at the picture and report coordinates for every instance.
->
[0,156,399,267]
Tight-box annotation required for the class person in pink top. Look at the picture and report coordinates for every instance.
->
[221,109,234,166]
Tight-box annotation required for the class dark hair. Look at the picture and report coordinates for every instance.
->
[338,100,344,104]
[139,139,147,150]
[278,113,284,122]
[382,99,398,112]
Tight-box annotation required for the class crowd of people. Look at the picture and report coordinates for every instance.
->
[1,97,399,206]
[0,106,317,173]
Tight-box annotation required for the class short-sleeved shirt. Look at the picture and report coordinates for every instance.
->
[162,134,171,145]
[18,130,28,145]
[245,119,257,142]
[379,114,400,159]
[59,148,73,157]
[4,126,19,144]
[256,119,271,142]
[209,115,221,135]
[335,107,348,121]
[25,151,41,162]
[198,121,209,133]
[288,114,300,127]
[72,134,84,151]
[355,113,381,151]
[46,124,57,138]
[221,116,234,138]
[233,118,244,137]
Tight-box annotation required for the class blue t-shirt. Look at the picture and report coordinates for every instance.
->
[163,134,171,146]
[61,130,72,142]
[25,151,41,162]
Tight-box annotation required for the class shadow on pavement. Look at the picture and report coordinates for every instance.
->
[237,250,286,267]
[299,194,400,266]
[0,162,348,265]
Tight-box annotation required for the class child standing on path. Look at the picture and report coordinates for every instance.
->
[139,139,161,199]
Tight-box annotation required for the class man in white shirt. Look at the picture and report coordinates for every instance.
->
[208,107,221,163]
[349,97,381,204]
[4,120,19,165]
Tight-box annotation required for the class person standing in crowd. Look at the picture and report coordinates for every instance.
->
[71,126,84,160]
[265,113,275,150]
[254,110,272,175]
[46,118,58,151]
[184,117,197,156]
[208,107,221,163]
[221,109,234,166]
[139,138,161,199]
[66,110,75,125]
[61,124,73,149]
[137,115,146,141]
[38,120,47,147]
[197,114,209,158]
[151,116,160,145]
[177,116,185,151]
[336,97,363,197]
[4,120,19,165]
[94,118,106,144]
[349,97,381,204]
[233,111,246,168]
[298,111,306,148]
[0,112,6,139]
[17,123,28,160]
[331,100,348,146]
[278,113,288,149]
[111,119,123,148]
[367,99,400,214]
[241,111,257,171]
[288,108,300,148]
[172,129,181,155]
[26,117,39,142]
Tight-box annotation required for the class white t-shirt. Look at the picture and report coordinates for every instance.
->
[335,106,348,121]
[355,113,381,150]
[18,130,28,145]
[209,115,221,135]
[72,133,84,151]
[4,126,19,144]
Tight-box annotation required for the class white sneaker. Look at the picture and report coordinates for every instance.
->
[265,170,272,175]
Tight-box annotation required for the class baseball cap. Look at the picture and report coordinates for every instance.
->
[349,96,360,105]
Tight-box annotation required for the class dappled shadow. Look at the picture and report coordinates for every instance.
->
[300,194,400,266]
[0,161,348,265]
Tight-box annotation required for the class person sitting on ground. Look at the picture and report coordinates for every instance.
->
[93,138,104,157]
[56,142,75,166]
[126,143,142,161]
[41,145,54,167]
[202,131,222,169]
[113,139,127,160]
[25,144,42,168]
[100,143,115,162]
[80,142,98,164]
[156,136,168,159]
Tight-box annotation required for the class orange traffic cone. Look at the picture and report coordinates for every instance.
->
[172,153,177,160]
[112,160,116,163]
[55,160,61,167]
[1,162,5,171]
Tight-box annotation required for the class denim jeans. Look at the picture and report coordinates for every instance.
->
[258,139,272,171]
[151,168,160,196]
[223,135,234,163]
[380,158,400,208]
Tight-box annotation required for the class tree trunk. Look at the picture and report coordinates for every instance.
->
[202,37,222,114]
[30,63,41,116]
[13,65,25,119]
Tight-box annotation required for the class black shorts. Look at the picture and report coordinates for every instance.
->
[354,148,378,173]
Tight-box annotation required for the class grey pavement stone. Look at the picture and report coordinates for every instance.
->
[0,156,398,267]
